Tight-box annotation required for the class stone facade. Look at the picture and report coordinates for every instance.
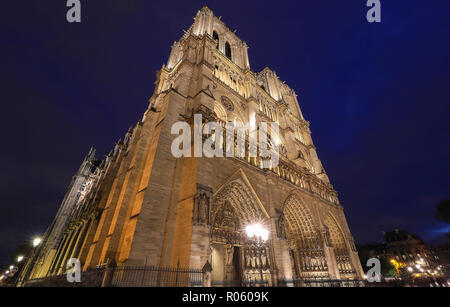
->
[367,229,442,272]
[21,6,364,285]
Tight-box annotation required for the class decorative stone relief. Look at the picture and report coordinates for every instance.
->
[276,213,287,240]
[221,96,234,111]
[193,184,213,226]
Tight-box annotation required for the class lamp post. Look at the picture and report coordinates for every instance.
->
[245,223,269,286]
[17,236,42,286]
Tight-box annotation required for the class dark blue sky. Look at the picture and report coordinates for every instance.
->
[1,0,449,263]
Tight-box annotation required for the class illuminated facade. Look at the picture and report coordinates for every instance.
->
[373,229,441,274]
[21,6,363,285]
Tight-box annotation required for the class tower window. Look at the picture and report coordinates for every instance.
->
[213,31,219,49]
[225,42,232,60]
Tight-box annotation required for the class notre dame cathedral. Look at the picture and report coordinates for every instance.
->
[20,6,364,286]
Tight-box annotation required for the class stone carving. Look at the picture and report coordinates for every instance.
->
[193,184,213,226]
[322,225,331,247]
[276,214,287,240]
[221,96,234,111]
[214,201,238,230]
[225,245,234,265]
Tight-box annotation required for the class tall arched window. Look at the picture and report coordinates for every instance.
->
[225,42,232,60]
[212,31,219,49]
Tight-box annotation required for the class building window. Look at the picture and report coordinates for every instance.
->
[213,31,219,49]
[225,42,232,60]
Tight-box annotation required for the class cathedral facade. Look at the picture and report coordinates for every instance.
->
[21,7,363,285]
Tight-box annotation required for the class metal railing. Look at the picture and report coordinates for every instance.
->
[22,263,373,288]
[277,278,366,287]
[110,265,203,287]
[23,267,106,287]
[212,279,270,287]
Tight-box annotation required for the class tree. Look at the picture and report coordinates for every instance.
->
[357,244,397,279]
[435,199,450,223]
[435,199,450,239]
[379,257,397,278]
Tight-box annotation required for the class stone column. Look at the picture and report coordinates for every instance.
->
[269,217,293,284]
[321,229,340,279]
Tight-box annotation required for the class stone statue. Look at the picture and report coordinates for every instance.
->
[277,214,287,239]
[323,225,331,247]
[225,245,234,265]
[193,185,212,226]
[198,193,209,225]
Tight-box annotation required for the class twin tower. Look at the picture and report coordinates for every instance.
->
[22,7,363,285]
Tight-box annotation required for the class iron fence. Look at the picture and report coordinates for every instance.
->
[23,267,106,287]
[277,278,366,287]
[211,279,270,287]
[110,265,203,287]
[22,264,373,288]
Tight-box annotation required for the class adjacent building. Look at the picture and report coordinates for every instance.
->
[360,229,444,279]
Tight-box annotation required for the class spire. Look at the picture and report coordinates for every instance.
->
[191,6,214,37]
[86,146,96,162]
[168,6,250,71]
[76,147,96,176]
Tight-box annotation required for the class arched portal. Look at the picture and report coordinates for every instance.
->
[324,214,355,276]
[225,41,232,60]
[211,180,271,285]
[283,195,328,279]
[214,101,227,122]
[212,31,219,49]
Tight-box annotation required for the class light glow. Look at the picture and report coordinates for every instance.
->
[33,237,42,247]
[245,223,269,242]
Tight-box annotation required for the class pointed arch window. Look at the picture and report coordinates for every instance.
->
[213,31,219,49]
[225,42,232,60]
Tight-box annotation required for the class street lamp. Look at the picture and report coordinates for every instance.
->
[245,224,269,242]
[17,256,24,262]
[16,236,43,286]
[245,223,269,285]
[32,237,42,247]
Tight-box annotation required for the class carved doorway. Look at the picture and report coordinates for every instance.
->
[210,180,273,286]
[211,243,243,286]
[282,195,329,279]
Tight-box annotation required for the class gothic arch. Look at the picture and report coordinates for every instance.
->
[212,179,266,229]
[281,193,328,277]
[212,30,219,49]
[324,213,355,275]
[282,194,320,249]
[324,214,346,252]
[210,177,272,284]
[214,100,227,121]
[225,41,232,60]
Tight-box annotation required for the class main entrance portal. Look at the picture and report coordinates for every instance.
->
[211,243,272,286]
[210,179,272,286]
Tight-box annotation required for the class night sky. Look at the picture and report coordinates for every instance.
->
[1,0,449,264]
